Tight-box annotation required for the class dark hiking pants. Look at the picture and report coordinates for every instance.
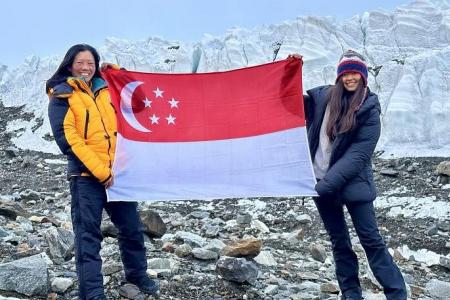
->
[70,176,147,299]
[314,197,407,300]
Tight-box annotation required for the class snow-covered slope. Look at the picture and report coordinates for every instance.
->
[0,0,449,156]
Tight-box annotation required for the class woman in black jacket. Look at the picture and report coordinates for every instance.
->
[296,50,407,300]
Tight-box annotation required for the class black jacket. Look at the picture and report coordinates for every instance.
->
[304,85,381,202]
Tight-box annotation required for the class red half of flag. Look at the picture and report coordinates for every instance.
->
[102,57,304,142]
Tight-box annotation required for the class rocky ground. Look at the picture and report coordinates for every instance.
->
[0,103,450,299]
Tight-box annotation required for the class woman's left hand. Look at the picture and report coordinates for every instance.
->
[104,176,114,189]
[287,54,303,60]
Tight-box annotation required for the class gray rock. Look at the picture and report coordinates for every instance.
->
[175,231,206,247]
[204,239,227,253]
[407,165,416,172]
[425,224,438,236]
[282,229,305,244]
[189,210,210,219]
[16,216,33,232]
[192,248,219,260]
[425,279,450,299]
[436,161,450,176]
[160,233,175,243]
[309,243,327,263]
[0,201,30,220]
[236,214,252,226]
[296,214,312,224]
[19,189,41,201]
[0,253,49,296]
[402,273,414,285]
[43,226,74,262]
[251,220,270,233]
[437,221,450,232]
[119,283,145,300]
[438,175,449,185]
[0,227,9,238]
[102,262,123,275]
[298,272,320,280]
[439,256,450,270]
[216,256,258,284]
[140,210,167,238]
[361,291,390,299]
[264,284,278,295]
[320,282,339,294]
[0,296,27,300]
[203,223,221,237]
[4,147,19,158]
[20,157,31,168]
[298,280,321,292]
[290,292,319,300]
[51,277,73,293]
[254,251,277,266]
[3,234,20,245]
[380,169,399,177]
[175,243,192,257]
[147,258,172,276]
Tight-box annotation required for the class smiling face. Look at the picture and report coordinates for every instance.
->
[70,50,96,83]
[341,72,362,92]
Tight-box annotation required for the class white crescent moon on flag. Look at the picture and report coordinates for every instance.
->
[120,81,151,132]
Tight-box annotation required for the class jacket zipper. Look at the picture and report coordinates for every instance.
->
[84,110,89,139]
[77,81,113,170]
[92,91,113,169]
[110,102,117,113]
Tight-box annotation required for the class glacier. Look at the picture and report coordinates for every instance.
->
[0,0,449,157]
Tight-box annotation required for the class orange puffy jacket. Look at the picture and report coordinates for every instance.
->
[48,77,117,183]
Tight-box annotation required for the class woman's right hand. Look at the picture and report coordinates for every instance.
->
[100,63,120,72]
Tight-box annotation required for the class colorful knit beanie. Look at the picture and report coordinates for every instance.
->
[336,50,368,87]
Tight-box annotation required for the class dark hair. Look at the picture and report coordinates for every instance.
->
[326,79,366,140]
[46,44,101,93]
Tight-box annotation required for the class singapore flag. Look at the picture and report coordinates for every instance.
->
[102,57,317,202]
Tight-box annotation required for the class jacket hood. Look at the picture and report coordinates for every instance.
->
[48,81,73,99]
[48,77,107,99]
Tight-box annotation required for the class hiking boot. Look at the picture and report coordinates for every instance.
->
[128,276,160,295]
[341,292,364,300]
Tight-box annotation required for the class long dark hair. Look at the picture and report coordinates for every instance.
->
[326,79,367,140]
[46,44,101,93]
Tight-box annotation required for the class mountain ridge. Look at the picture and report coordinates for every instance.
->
[0,0,449,156]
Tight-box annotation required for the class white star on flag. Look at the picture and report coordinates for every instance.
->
[153,87,164,98]
[168,97,179,108]
[149,114,160,124]
[143,97,152,108]
[166,114,176,125]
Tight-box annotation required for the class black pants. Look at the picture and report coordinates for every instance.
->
[314,197,407,300]
[70,176,147,300]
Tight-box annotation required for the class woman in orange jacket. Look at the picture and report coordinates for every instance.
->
[47,44,159,300]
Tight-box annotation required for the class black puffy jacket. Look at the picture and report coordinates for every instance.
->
[304,85,381,202]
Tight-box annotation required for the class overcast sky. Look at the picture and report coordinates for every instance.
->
[2,0,412,67]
